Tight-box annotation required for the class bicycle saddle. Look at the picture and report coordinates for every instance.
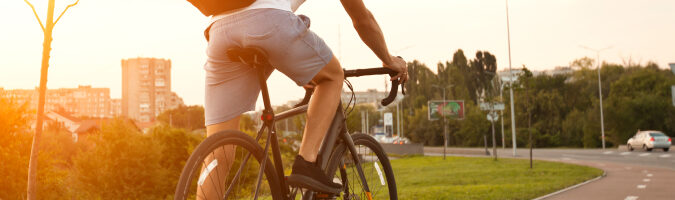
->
[226,47,269,66]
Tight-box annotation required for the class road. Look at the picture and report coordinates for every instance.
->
[424,146,675,200]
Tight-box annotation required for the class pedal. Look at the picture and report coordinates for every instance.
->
[314,192,338,200]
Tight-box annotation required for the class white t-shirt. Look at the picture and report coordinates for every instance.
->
[210,0,306,25]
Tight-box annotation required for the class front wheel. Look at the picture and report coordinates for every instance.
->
[326,133,398,200]
[627,144,634,151]
[174,130,283,200]
[664,148,670,152]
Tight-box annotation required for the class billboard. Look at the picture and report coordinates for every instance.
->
[428,100,464,120]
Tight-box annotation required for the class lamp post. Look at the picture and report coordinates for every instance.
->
[505,0,518,156]
[580,45,612,149]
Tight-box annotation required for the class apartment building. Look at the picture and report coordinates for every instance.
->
[0,85,111,118]
[110,98,122,117]
[121,57,184,122]
[341,89,403,107]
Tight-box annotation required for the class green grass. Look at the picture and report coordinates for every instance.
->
[390,156,603,200]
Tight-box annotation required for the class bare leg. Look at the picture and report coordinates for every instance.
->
[299,56,344,162]
[197,116,239,200]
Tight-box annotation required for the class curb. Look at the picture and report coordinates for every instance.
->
[532,170,607,200]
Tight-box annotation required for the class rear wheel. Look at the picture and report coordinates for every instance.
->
[627,144,634,151]
[174,130,282,200]
[326,133,397,200]
[664,148,669,152]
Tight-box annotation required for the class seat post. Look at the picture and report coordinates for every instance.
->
[254,57,274,125]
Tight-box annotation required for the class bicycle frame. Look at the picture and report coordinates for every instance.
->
[228,62,373,200]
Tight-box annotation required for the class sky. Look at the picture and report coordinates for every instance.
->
[1,0,674,107]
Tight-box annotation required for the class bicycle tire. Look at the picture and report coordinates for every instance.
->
[325,133,397,200]
[174,130,283,200]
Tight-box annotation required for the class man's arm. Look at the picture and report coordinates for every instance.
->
[340,0,408,82]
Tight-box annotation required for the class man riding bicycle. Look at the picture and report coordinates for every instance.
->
[194,0,408,197]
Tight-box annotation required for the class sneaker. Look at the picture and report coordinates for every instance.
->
[287,155,342,194]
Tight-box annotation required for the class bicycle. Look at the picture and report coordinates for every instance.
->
[174,46,404,200]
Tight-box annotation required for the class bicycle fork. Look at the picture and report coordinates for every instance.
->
[341,131,373,200]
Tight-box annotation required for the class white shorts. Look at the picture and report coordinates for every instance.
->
[203,8,333,126]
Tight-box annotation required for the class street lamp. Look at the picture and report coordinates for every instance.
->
[505,0,518,156]
[580,45,612,149]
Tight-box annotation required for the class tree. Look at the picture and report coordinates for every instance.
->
[604,67,675,145]
[148,125,203,198]
[0,98,32,199]
[70,119,166,199]
[0,98,71,199]
[23,0,79,197]
[156,105,206,131]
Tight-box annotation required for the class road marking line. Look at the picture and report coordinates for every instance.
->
[620,152,631,155]
[647,174,653,177]
[659,154,671,158]
[639,153,650,157]
[603,151,613,154]
[637,185,646,189]
[561,157,573,161]
[643,179,650,182]
[625,196,639,200]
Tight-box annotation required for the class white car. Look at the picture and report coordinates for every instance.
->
[627,130,671,152]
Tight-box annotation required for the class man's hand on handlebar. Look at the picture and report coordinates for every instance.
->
[383,56,408,84]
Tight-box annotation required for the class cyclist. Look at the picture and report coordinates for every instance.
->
[199,0,408,197]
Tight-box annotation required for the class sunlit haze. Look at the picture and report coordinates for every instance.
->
[1,0,674,106]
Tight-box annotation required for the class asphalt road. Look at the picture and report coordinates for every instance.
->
[424,146,675,200]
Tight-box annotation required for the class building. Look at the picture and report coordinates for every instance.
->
[498,66,573,83]
[110,98,122,117]
[0,85,111,118]
[542,66,573,76]
[121,57,184,122]
[341,89,403,107]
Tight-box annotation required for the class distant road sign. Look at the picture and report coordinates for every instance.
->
[672,85,675,107]
[487,112,499,122]
[428,100,464,120]
[384,112,393,126]
[480,102,505,111]
[670,63,675,75]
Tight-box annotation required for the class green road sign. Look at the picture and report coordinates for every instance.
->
[428,100,464,120]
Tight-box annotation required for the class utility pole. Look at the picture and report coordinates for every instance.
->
[491,113,497,161]
[505,0,518,156]
[500,82,505,149]
[580,45,612,149]
[442,88,447,160]
[23,0,79,199]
